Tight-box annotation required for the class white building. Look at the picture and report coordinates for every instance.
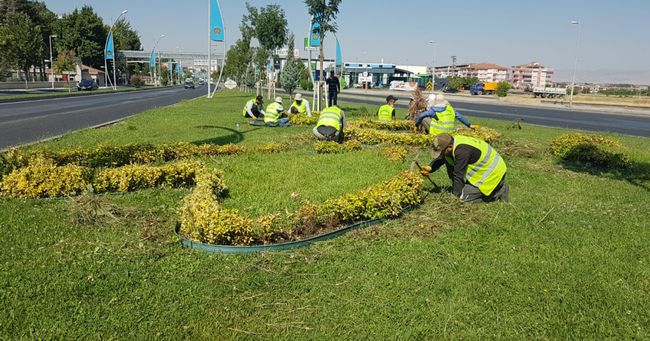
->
[511,61,554,89]
[432,62,509,83]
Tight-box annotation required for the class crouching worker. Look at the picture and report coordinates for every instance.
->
[415,94,477,134]
[243,95,265,121]
[377,95,398,121]
[290,93,312,117]
[264,97,290,127]
[420,133,509,203]
[313,105,346,144]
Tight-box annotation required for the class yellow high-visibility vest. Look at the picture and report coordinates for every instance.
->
[377,104,394,121]
[264,103,282,124]
[316,106,342,131]
[292,101,307,114]
[242,99,261,117]
[452,135,507,195]
[429,105,456,136]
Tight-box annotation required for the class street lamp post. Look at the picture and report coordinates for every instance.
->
[429,40,436,92]
[49,34,57,89]
[176,46,182,84]
[152,34,165,86]
[569,20,580,108]
[105,9,128,89]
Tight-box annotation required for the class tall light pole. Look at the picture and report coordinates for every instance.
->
[569,20,580,108]
[176,46,182,84]
[429,40,436,92]
[49,34,57,89]
[152,34,165,86]
[105,9,128,89]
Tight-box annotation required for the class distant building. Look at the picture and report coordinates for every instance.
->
[46,63,106,86]
[511,61,554,89]
[432,62,509,83]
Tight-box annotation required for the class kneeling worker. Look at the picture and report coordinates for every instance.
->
[377,95,398,121]
[290,93,312,117]
[264,97,290,127]
[415,94,477,134]
[313,105,346,144]
[242,95,265,120]
[420,133,509,203]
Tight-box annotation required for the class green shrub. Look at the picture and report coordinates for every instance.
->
[549,133,630,169]
[314,140,362,154]
[455,126,503,144]
[380,146,408,161]
[347,128,432,146]
[350,119,415,131]
[300,79,313,91]
[93,161,202,193]
[1,160,90,199]
[496,81,511,97]
[289,112,319,126]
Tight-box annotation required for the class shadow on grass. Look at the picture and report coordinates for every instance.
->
[559,158,650,192]
[192,126,261,145]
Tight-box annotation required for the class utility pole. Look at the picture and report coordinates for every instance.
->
[569,20,581,108]
[49,34,57,89]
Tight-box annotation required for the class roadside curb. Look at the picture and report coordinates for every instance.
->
[0,85,181,104]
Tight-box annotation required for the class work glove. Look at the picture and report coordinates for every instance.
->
[420,165,432,176]
[471,124,481,130]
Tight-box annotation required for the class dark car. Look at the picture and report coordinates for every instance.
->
[77,79,99,91]
[184,79,195,89]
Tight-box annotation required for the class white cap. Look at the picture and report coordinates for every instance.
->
[275,96,283,103]
[426,94,437,109]
[294,93,302,100]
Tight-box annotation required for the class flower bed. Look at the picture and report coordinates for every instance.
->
[380,146,409,161]
[179,171,424,246]
[349,120,415,131]
[346,128,432,146]
[455,126,503,144]
[288,113,319,126]
[1,160,90,199]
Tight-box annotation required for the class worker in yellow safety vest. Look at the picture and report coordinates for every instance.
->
[377,95,398,121]
[414,94,478,134]
[264,97,290,127]
[420,133,509,203]
[242,95,265,120]
[313,105,346,144]
[289,93,312,117]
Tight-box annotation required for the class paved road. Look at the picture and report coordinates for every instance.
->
[340,93,650,137]
[0,85,206,149]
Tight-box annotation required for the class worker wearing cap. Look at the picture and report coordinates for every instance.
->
[420,133,509,203]
[415,94,477,135]
[313,105,346,144]
[264,97,290,127]
[289,93,312,117]
[377,95,398,121]
[242,95,266,120]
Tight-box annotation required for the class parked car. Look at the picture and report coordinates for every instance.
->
[184,79,195,89]
[77,79,98,91]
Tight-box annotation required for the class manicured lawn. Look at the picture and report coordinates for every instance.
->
[1,90,649,339]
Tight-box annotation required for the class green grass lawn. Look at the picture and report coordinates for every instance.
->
[1,90,649,339]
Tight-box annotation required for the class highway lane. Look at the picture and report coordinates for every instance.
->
[339,94,650,137]
[0,86,206,148]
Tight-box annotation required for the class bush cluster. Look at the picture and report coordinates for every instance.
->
[549,133,630,169]
[455,126,503,144]
[94,161,202,193]
[0,142,290,170]
[380,146,409,161]
[288,112,319,126]
[347,128,432,146]
[1,160,90,199]
[314,140,362,154]
[179,171,424,246]
[350,119,415,131]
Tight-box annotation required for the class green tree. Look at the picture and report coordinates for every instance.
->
[54,49,79,90]
[159,66,170,86]
[496,81,511,97]
[241,3,287,53]
[56,6,108,68]
[0,12,43,82]
[304,0,342,106]
[280,33,301,96]
[223,38,252,84]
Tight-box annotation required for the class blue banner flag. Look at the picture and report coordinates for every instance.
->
[177,63,182,74]
[335,38,342,67]
[149,50,155,69]
[210,0,225,42]
[105,32,114,60]
[309,14,321,47]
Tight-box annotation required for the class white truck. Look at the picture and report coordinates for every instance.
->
[532,86,567,98]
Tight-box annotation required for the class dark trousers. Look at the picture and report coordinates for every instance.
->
[328,91,338,107]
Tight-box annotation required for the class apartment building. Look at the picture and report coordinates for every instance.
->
[431,62,509,83]
[511,61,554,89]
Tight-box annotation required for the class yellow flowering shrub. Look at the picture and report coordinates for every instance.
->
[350,119,416,131]
[380,146,409,161]
[93,161,204,193]
[455,126,503,144]
[549,133,630,169]
[314,140,362,154]
[347,127,432,146]
[289,113,319,125]
[1,160,90,198]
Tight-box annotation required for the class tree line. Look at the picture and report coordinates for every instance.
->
[0,0,141,82]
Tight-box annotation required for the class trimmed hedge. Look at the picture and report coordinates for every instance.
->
[94,161,203,193]
[314,140,362,154]
[380,146,409,161]
[288,112,320,126]
[455,126,503,144]
[1,160,90,199]
[350,120,416,131]
[549,133,630,169]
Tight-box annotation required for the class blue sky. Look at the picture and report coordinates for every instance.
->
[42,0,650,84]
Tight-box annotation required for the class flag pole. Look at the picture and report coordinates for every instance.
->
[211,0,225,98]
[207,0,212,98]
